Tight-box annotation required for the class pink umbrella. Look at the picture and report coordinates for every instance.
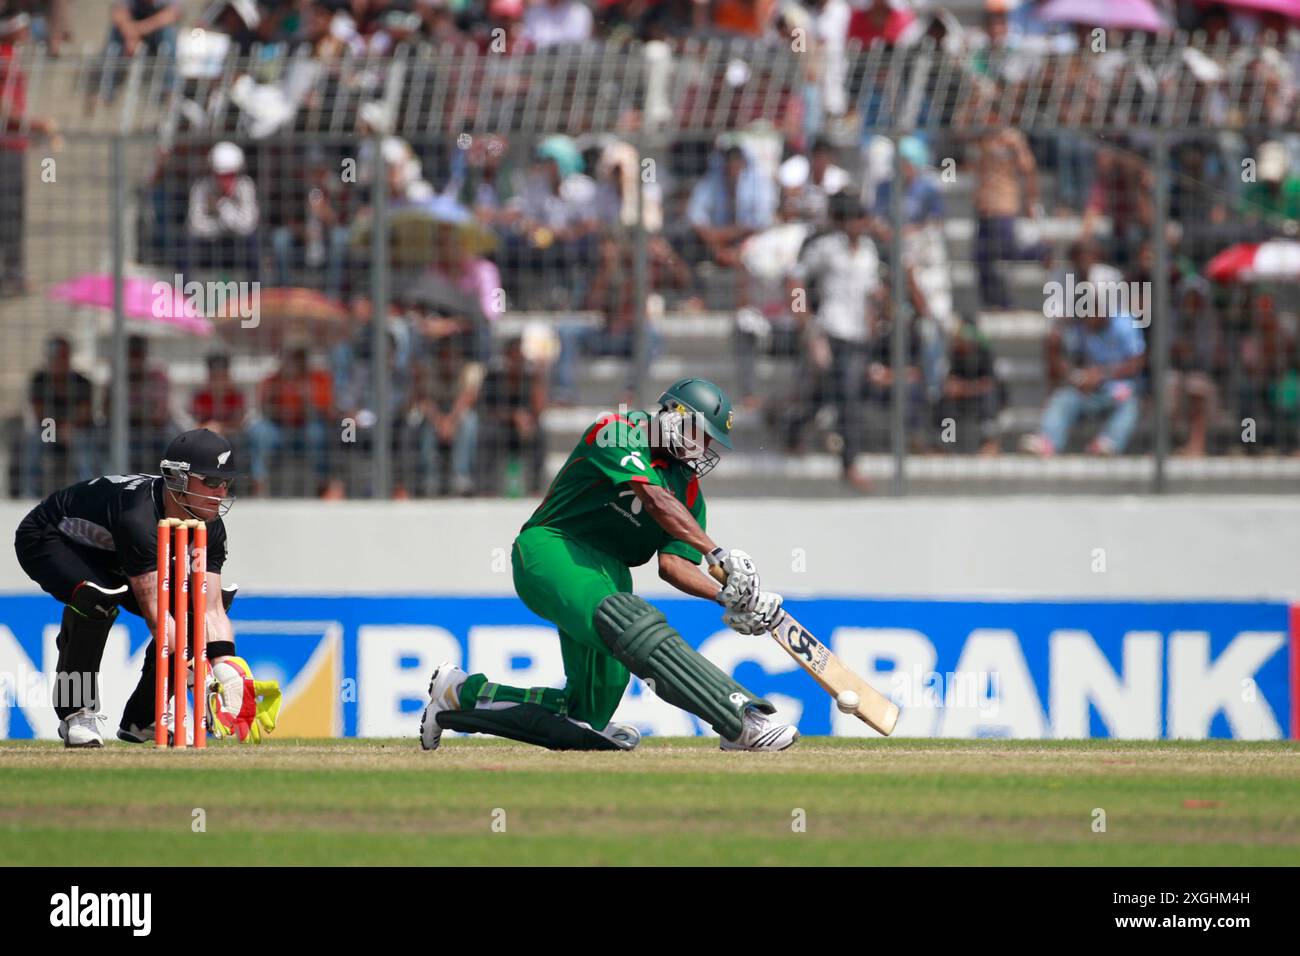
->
[48,274,213,337]
[1037,0,1168,32]
[1205,0,1300,19]
[1206,241,1300,283]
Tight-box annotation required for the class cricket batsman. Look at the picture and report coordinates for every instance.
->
[420,378,796,752]
[12,428,280,747]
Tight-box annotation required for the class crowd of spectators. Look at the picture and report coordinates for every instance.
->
[9,325,549,498]
[5,0,1300,495]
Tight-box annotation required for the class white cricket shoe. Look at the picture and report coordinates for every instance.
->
[600,721,641,751]
[720,707,799,752]
[420,661,468,751]
[58,709,107,749]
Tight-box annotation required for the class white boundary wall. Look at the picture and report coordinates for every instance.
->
[2,496,1296,600]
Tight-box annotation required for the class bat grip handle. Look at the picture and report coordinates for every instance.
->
[707,565,727,586]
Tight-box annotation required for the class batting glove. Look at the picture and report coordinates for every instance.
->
[706,547,760,610]
[723,590,785,636]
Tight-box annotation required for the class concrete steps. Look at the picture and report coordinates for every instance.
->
[540,447,1300,497]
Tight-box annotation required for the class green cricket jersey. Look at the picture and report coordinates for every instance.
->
[521,410,706,568]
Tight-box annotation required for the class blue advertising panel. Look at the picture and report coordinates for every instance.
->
[0,595,1292,740]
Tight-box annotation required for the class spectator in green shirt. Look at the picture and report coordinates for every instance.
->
[1242,141,1300,227]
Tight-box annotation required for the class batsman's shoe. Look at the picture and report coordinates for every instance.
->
[116,720,155,744]
[160,697,194,746]
[58,709,107,749]
[601,721,641,751]
[420,661,468,751]
[720,706,799,752]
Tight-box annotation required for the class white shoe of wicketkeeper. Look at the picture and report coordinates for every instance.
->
[720,706,799,752]
[420,661,468,751]
[57,708,107,749]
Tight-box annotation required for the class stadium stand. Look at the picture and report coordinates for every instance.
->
[2,0,1299,497]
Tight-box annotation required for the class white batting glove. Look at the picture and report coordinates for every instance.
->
[706,547,761,610]
[723,591,785,636]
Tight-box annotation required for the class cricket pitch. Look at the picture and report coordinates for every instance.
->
[2,738,1298,866]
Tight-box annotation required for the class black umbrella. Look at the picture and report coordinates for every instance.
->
[396,274,484,321]
[396,273,491,363]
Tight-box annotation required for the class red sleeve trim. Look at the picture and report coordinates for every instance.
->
[686,477,699,509]
[627,475,652,485]
[583,413,633,446]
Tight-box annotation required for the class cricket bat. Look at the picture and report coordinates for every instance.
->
[709,566,900,736]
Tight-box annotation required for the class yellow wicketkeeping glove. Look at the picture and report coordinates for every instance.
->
[206,656,283,744]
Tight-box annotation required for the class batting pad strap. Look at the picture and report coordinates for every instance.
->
[467,677,568,715]
[58,605,118,646]
[593,592,773,741]
[436,704,623,751]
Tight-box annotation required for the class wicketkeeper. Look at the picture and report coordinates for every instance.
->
[12,428,280,747]
[420,378,795,752]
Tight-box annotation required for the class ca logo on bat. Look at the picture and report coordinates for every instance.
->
[786,625,816,663]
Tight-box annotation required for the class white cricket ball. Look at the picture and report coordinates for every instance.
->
[836,690,860,714]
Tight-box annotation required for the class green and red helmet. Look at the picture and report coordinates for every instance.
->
[657,377,735,450]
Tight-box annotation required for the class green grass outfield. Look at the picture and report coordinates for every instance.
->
[2,737,1298,866]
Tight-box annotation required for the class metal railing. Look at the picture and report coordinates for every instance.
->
[3,39,1299,498]
[8,33,1300,136]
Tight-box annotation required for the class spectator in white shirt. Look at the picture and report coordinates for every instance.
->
[811,0,850,122]
[788,190,882,491]
[779,136,851,224]
[187,141,260,275]
[521,0,593,48]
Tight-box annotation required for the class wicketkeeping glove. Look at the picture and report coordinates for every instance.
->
[723,590,785,636]
[206,656,282,743]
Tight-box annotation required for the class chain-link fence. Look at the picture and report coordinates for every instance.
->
[3,34,1300,498]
